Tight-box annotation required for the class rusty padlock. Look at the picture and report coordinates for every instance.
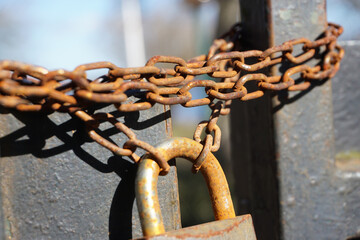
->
[134,137,257,239]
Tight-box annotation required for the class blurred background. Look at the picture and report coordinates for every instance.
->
[0,0,358,228]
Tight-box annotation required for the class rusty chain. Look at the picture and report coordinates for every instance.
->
[0,22,344,175]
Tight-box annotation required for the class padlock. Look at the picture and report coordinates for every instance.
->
[134,137,257,239]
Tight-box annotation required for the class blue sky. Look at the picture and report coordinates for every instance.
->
[1,0,120,69]
[1,0,358,69]
[327,0,360,40]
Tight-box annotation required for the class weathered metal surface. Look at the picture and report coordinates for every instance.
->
[0,22,342,172]
[137,214,256,240]
[270,1,341,239]
[233,1,358,239]
[0,192,4,240]
[0,103,180,239]
[231,1,280,239]
[332,41,360,157]
[331,41,360,239]
[0,8,345,239]
[135,137,235,237]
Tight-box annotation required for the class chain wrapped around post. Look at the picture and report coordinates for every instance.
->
[0,22,344,174]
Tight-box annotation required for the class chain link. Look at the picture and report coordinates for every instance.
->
[0,22,344,174]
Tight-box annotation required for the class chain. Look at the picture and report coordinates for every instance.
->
[0,22,344,175]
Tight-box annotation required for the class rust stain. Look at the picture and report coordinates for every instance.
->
[0,158,18,239]
[135,137,237,237]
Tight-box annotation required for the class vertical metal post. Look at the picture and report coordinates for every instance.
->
[269,2,334,239]
[329,41,360,240]
[230,1,279,239]
[232,1,359,239]
[0,104,180,239]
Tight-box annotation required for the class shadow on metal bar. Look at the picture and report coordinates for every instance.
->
[272,78,329,114]
[0,104,175,239]
[0,108,170,159]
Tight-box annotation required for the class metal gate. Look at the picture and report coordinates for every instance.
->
[0,0,359,239]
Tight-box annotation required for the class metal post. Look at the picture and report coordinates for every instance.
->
[232,1,359,239]
[269,2,333,239]
[0,104,180,239]
[230,1,279,239]
[330,41,360,240]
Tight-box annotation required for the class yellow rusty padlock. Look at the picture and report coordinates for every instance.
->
[135,137,257,239]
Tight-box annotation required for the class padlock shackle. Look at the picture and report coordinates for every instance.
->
[135,137,236,237]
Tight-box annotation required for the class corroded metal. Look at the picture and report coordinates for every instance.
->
[136,214,257,240]
[0,22,343,175]
[233,1,357,239]
[135,137,236,237]
[0,18,346,239]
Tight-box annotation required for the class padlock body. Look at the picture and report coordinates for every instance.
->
[135,214,257,239]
